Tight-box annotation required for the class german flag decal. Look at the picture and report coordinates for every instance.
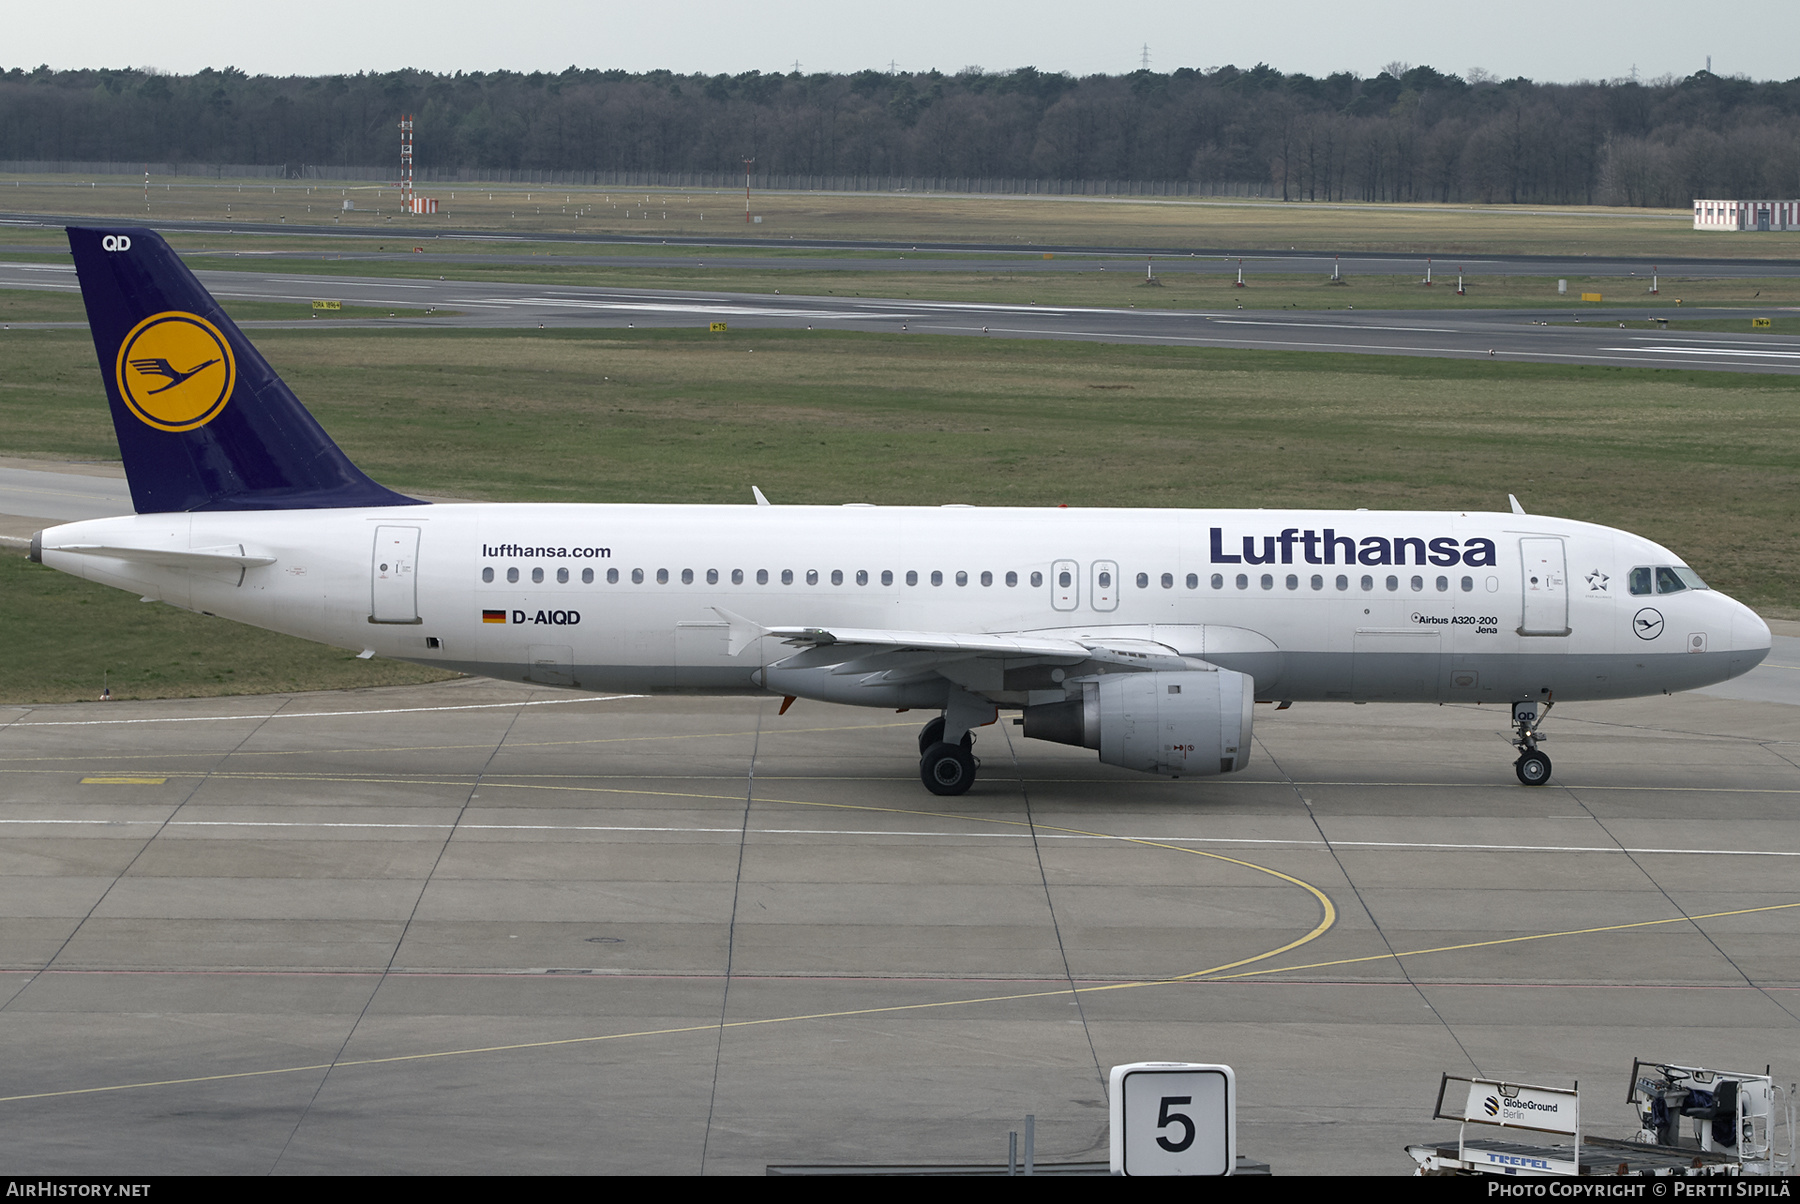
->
[482,609,507,624]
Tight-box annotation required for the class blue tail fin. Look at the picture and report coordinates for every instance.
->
[67,226,423,513]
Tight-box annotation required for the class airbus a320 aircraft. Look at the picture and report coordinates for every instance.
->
[32,228,1772,794]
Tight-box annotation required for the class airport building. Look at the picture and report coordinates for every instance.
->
[1693,198,1800,231]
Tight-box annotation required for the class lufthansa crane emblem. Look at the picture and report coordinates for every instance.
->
[114,311,236,432]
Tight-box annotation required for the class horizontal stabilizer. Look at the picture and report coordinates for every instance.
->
[54,543,276,569]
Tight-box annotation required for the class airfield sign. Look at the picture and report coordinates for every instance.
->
[1109,1062,1235,1176]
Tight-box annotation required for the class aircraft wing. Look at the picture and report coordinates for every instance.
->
[712,607,1085,659]
[710,607,1193,669]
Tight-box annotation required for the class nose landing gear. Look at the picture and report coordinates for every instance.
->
[1512,698,1553,786]
[1516,749,1552,786]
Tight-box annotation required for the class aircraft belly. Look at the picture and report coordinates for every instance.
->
[1233,648,1745,704]
[1352,630,1444,701]
[1168,649,1284,691]
[1432,648,1744,702]
[674,621,731,688]
[587,646,1755,707]
[1254,650,1353,700]
[424,660,761,694]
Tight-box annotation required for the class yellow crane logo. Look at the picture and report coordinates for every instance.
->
[114,311,236,431]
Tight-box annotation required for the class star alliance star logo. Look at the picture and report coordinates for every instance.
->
[1586,570,1610,592]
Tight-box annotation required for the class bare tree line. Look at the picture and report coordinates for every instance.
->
[3,62,1797,205]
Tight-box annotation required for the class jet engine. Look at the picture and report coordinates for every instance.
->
[1022,668,1254,776]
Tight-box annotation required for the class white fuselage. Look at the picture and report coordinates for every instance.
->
[37,503,1771,707]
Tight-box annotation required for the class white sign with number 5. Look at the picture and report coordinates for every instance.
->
[1110,1062,1235,1175]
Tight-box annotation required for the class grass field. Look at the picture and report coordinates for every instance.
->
[0,547,457,705]
[8,173,1799,258]
[8,326,1797,626]
[5,252,1797,317]
[173,264,1800,312]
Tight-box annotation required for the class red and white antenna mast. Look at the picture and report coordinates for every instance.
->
[743,157,755,223]
[399,115,415,211]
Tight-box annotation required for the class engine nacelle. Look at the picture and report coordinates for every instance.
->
[1022,668,1254,777]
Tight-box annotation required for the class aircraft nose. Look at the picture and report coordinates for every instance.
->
[1728,601,1772,675]
[1735,607,1772,652]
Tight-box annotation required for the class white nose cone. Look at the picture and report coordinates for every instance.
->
[1728,603,1773,678]
[1737,609,1773,651]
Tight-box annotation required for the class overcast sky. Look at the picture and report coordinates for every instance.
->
[11,1,1796,84]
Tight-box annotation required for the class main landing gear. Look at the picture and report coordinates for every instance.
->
[918,715,978,796]
[1511,698,1554,786]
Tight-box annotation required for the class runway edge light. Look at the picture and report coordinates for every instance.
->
[1109,1062,1236,1176]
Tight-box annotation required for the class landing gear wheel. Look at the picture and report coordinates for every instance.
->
[1515,750,1552,787]
[920,742,977,796]
[918,716,974,754]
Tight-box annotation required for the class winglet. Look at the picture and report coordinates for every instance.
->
[1508,493,1526,515]
[711,606,770,656]
[752,486,771,506]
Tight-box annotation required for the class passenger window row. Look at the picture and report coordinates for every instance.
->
[479,566,1050,587]
[476,566,1497,594]
[1208,572,1478,593]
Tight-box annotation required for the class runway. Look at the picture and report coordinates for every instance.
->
[0,458,133,537]
[6,207,1800,279]
[5,258,1799,375]
[0,676,1794,1174]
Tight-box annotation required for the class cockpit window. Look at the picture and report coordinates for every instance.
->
[1654,566,1708,594]
[1672,566,1708,590]
[1636,565,1709,595]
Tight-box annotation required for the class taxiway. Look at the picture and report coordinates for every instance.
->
[0,677,1795,1174]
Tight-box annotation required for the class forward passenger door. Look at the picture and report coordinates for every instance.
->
[1519,538,1570,636]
